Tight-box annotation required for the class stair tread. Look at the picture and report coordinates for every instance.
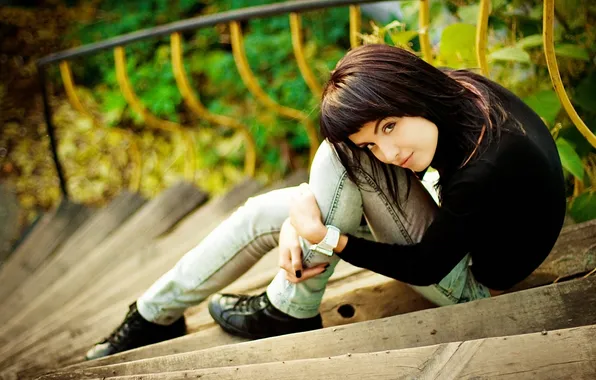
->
[0,191,147,324]
[40,276,596,379]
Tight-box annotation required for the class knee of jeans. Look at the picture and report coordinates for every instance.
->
[310,141,346,180]
[236,193,287,230]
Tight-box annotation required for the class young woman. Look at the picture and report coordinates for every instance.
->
[86,44,566,360]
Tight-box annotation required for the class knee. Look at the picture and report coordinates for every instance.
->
[234,192,288,230]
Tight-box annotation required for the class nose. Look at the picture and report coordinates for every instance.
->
[379,142,400,163]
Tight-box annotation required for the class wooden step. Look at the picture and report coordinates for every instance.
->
[82,324,596,380]
[7,186,596,378]
[0,172,309,378]
[39,275,596,380]
[0,191,146,324]
[0,181,207,345]
[32,218,596,375]
[0,200,92,302]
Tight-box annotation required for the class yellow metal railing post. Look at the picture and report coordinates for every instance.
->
[419,0,433,63]
[476,0,490,76]
[543,0,596,148]
[114,46,197,181]
[229,21,319,164]
[289,13,323,97]
[170,32,257,177]
[59,60,142,192]
[349,5,362,48]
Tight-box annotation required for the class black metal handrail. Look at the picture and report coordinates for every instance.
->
[37,0,392,199]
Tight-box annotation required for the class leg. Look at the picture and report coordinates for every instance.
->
[87,185,302,359]
[266,140,489,317]
[137,186,300,325]
[353,159,491,305]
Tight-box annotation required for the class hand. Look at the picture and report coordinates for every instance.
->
[278,218,327,284]
[289,183,326,243]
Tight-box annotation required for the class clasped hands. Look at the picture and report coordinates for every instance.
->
[279,183,329,284]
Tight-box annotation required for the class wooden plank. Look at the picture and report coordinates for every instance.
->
[514,218,596,289]
[45,324,596,380]
[0,173,308,376]
[0,191,146,324]
[46,275,596,379]
[8,182,596,378]
[9,216,596,376]
[0,181,207,346]
[0,200,92,302]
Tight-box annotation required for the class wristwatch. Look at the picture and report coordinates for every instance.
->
[310,225,341,256]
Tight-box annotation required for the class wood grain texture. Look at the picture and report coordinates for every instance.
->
[1,173,309,378]
[0,191,146,324]
[39,275,596,379]
[0,200,92,302]
[0,182,207,356]
[50,325,596,380]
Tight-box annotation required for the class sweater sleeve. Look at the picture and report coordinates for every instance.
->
[339,163,493,286]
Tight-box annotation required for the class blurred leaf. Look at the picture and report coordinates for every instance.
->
[438,23,477,68]
[573,73,596,113]
[523,90,561,125]
[488,46,531,63]
[517,34,543,49]
[458,4,479,25]
[556,137,584,180]
[388,30,419,49]
[569,191,596,223]
[555,44,590,61]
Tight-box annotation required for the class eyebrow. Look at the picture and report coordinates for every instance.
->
[356,118,387,148]
[373,118,386,135]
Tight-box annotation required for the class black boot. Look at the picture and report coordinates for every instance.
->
[208,291,322,339]
[85,302,186,360]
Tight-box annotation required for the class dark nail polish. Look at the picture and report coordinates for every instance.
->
[296,270,302,278]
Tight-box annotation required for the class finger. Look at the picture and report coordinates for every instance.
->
[286,263,328,283]
[300,264,329,281]
[290,245,303,279]
[279,247,293,274]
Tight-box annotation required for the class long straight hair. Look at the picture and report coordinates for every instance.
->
[319,44,514,212]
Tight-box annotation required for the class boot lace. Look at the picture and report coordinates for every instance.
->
[103,311,146,349]
[232,293,268,313]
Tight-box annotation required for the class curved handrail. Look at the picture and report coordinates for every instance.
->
[114,46,197,180]
[349,5,362,48]
[289,13,323,97]
[229,21,319,164]
[543,0,596,148]
[476,0,490,76]
[170,32,257,177]
[59,61,142,192]
[418,0,433,63]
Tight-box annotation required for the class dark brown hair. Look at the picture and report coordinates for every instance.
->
[319,44,512,209]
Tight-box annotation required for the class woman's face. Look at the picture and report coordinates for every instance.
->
[349,116,438,172]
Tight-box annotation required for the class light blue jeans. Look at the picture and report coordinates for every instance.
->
[137,140,490,324]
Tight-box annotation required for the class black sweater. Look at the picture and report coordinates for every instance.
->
[339,78,567,291]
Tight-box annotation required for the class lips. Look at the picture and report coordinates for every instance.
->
[399,153,413,167]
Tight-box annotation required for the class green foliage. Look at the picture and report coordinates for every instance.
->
[4,0,594,225]
[362,0,595,223]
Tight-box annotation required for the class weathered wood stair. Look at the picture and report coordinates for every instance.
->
[0,171,595,379]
